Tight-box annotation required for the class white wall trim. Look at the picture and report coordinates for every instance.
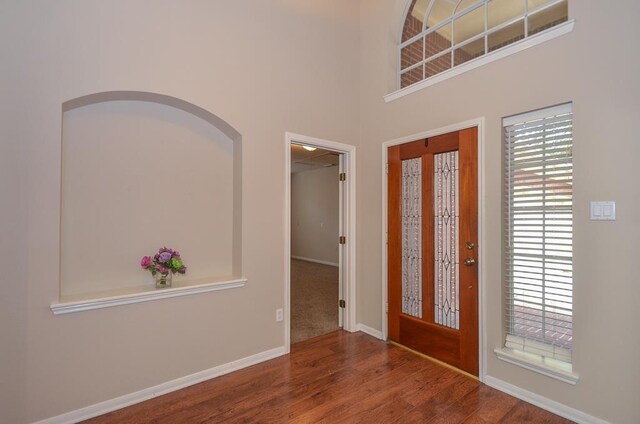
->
[494,347,579,385]
[385,20,575,103]
[356,323,384,340]
[50,278,247,315]
[381,118,486,382]
[484,376,609,424]
[285,132,357,353]
[33,345,286,424]
[291,256,339,268]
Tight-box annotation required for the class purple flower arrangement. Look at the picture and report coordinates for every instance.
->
[141,247,187,276]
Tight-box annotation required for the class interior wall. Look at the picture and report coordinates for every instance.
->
[62,100,234,296]
[0,100,28,423]
[0,1,360,422]
[4,1,638,423]
[357,1,640,423]
[291,166,340,265]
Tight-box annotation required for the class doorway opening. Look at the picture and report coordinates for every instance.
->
[290,144,340,343]
[284,133,356,352]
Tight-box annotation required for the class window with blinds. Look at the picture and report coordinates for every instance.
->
[503,103,573,365]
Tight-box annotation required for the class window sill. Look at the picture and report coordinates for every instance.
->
[385,20,575,103]
[50,276,247,315]
[494,347,579,385]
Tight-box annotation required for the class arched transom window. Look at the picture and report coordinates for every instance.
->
[400,0,568,88]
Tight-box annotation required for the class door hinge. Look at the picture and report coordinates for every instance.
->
[385,164,389,174]
[339,236,346,244]
[339,299,346,308]
[339,172,346,181]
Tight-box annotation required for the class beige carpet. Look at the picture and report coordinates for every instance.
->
[291,258,339,344]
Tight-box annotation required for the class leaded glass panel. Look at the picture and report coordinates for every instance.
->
[434,151,459,329]
[401,158,422,318]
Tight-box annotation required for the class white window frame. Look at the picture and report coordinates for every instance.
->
[386,0,575,102]
[495,102,579,384]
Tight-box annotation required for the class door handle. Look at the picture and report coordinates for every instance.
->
[464,258,476,266]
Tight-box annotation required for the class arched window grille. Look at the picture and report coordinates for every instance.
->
[400,0,568,88]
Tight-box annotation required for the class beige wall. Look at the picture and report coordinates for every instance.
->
[291,166,340,265]
[357,1,640,423]
[62,100,235,296]
[2,1,639,423]
[0,139,27,421]
[0,1,359,422]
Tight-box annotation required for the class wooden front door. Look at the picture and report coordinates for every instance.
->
[387,127,478,376]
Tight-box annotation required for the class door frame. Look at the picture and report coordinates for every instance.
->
[284,132,357,353]
[381,118,486,381]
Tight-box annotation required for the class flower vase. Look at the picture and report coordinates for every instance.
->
[155,272,173,289]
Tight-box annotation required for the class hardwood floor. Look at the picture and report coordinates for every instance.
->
[85,331,572,423]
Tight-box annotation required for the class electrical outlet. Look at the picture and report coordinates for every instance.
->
[276,308,284,322]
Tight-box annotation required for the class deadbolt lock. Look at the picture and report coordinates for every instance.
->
[465,241,475,250]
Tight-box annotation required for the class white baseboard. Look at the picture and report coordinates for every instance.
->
[34,346,287,424]
[484,376,609,424]
[356,323,384,340]
[291,256,339,267]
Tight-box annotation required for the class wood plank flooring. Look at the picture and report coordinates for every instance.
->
[85,331,572,423]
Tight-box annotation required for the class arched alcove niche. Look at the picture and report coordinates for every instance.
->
[59,91,242,303]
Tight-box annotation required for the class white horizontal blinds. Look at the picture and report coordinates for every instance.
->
[504,103,573,363]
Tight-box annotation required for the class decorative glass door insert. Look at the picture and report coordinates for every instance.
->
[401,158,423,318]
[434,151,460,329]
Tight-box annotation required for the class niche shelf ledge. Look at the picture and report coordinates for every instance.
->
[51,276,247,315]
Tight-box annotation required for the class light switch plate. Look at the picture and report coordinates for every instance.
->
[590,201,616,221]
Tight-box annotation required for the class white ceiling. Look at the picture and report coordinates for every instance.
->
[291,144,339,174]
